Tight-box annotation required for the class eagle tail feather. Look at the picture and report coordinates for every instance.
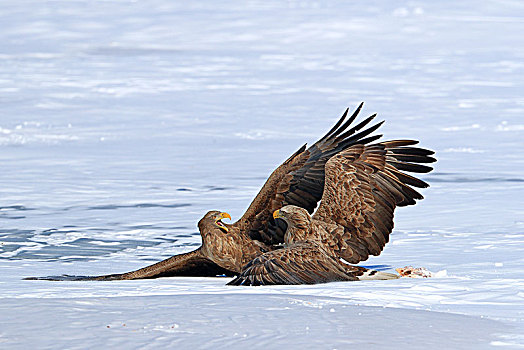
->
[356,269,399,280]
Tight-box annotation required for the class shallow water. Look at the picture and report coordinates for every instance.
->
[1,1,523,348]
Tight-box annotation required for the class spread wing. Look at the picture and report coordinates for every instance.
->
[24,248,235,281]
[233,103,386,245]
[227,242,356,285]
[312,141,436,263]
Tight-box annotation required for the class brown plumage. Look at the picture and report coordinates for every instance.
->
[26,103,435,284]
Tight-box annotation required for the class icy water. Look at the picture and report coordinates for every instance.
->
[1,1,523,349]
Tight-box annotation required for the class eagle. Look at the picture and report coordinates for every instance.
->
[27,103,435,285]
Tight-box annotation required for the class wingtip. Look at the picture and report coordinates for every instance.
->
[321,107,350,140]
[353,102,364,117]
[355,101,364,111]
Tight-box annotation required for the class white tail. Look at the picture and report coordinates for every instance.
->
[357,269,399,280]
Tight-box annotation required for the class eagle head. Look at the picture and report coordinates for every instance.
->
[273,205,311,230]
[198,210,231,234]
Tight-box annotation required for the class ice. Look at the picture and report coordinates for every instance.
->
[1,0,523,348]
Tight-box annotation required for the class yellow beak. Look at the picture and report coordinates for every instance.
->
[215,212,231,233]
[220,212,232,221]
[273,209,282,219]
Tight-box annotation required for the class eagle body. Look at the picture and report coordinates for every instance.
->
[27,103,435,285]
[198,211,270,272]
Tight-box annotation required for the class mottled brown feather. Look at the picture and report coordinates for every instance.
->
[25,248,235,281]
[231,136,434,285]
[227,242,356,285]
[311,140,435,263]
[234,104,384,245]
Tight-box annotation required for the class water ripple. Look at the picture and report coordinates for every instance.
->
[87,203,191,210]
[427,176,523,183]
[0,205,34,211]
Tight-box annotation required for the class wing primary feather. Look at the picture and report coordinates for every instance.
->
[354,134,383,146]
[387,160,434,173]
[374,173,407,203]
[326,102,364,140]
[321,107,350,140]
[389,154,437,164]
[382,140,419,147]
[387,168,430,188]
[336,121,385,150]
[283,144,307,164]
[381,171,423,203]
[334,113,377,142]
[388,146,435,156]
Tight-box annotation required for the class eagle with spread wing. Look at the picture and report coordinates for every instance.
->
[27,103,435,285]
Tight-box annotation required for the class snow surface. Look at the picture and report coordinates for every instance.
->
[0,0,523,349]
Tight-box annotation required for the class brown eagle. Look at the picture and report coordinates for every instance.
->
[27,103,435,285]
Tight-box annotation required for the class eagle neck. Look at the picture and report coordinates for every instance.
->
[284,223,310,245]
[200,226,266,272]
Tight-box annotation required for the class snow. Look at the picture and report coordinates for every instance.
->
[0,0,523,348]
[0,294,507,349]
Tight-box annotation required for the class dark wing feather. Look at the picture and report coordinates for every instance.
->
[234,103,385,245]
[313,141,435,263]
[24,248,234,281]
[227,242,356,286]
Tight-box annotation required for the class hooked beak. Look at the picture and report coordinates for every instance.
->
[273,209,282,219]
[215,212,231,232]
